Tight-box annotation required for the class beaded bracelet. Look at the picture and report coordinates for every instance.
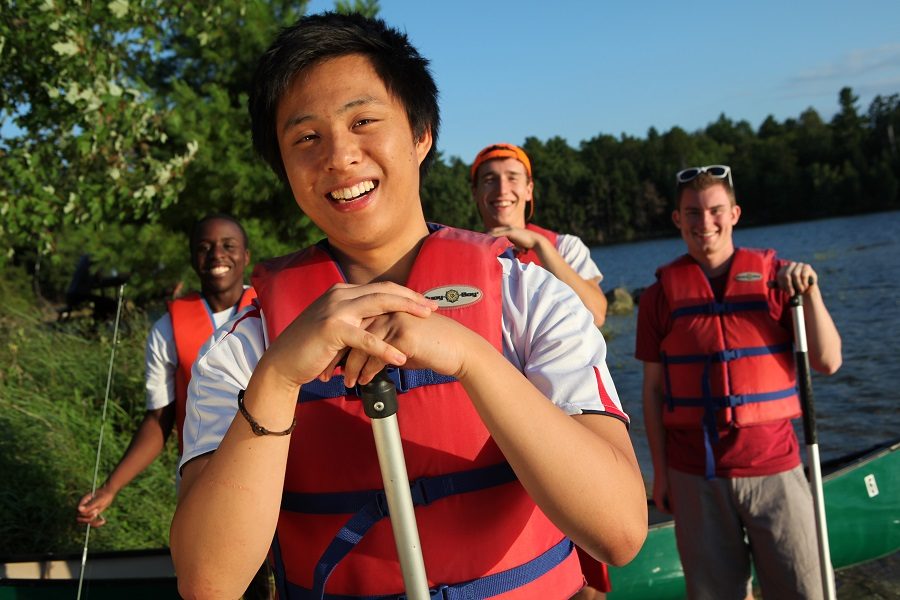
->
[237,389,296,436]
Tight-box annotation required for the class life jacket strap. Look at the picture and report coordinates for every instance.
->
[282,462,516,514]
[663,386,798,409]
[279,463,518,599]
[670,299,769,319]
[284,537,575,600]
[662,342,792,365]
[300,366,456,403]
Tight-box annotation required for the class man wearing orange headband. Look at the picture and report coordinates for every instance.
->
[470,143,608,327]
[472,144,611,598]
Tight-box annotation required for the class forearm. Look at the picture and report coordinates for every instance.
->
[533,241,607,326]
[801,286,842,374]
[457,334,646,565]
[641,370,668,477]
[104,408,173,494]
[170,363,296,599]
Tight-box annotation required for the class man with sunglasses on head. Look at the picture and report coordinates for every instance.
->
[635,165,842,600]
[470,143,608,327]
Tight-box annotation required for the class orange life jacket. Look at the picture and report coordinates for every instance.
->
[251,225,583,599]
[167,287,256,453]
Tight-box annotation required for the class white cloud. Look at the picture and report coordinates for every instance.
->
[788,43,900,84]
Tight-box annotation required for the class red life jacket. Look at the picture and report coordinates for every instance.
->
[167,287,256,453]
[657,248,800,433]
[251,226,583,599]
[513,223,558,266]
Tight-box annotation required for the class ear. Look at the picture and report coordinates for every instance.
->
[242,249,251,269]
[415,127,433,165]
[731,204,741,225]
[671,209,681,229]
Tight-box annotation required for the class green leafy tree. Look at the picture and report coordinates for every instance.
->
[421,154,480,231]
[335,0,381,17]
[0,1,199,260]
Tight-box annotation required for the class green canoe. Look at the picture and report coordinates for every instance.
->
[607,438,900,599]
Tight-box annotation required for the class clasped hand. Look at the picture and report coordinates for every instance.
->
[259,281,473,392]
[775,261,817,297]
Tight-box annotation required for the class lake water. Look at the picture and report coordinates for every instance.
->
[590,210,900,476]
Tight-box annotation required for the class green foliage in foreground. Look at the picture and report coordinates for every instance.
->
[0,266,178,554]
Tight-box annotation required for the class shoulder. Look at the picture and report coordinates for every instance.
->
[555,232,587,252]
[499,256,597,336]
[147,312,174,344]
[637,280,664,307]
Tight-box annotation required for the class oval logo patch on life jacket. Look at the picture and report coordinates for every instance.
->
[423,285,483,309]
[734,271,763,282]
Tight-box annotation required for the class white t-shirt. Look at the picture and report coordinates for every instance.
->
[557,234,603,283]
[144,299,245,411]
[179,258,626,470]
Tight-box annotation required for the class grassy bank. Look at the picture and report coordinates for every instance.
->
[0,266,178,555]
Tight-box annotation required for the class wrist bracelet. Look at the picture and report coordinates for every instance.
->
[237,389,296,436]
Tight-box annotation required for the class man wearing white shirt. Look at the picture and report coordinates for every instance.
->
[76,214,253,527]
[471,142,608,327]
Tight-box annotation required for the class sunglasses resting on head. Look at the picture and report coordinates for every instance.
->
[675,165,733,188]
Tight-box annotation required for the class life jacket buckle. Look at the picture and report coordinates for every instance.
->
[409,477,432,506]
[384,366,408,393]
[374,489,391,517]
[717,348,738,362]
[429,584,450,599]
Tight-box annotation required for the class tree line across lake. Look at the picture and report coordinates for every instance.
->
[2,3,899,305]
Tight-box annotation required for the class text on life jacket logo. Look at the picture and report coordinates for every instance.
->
[423,285,483,309]
[734,272,763,282]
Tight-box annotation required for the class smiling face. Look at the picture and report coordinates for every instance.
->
[275,53,432,261]
[673,183,741,273]
[472,157,533,229]
[191,218,250,297]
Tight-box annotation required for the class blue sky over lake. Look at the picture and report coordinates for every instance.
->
[307,0,900,162]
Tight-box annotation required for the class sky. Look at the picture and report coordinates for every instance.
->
[306,0,900,162]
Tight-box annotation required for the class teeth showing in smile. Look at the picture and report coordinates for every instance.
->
[210,266,230,276]
[330,180,375,202]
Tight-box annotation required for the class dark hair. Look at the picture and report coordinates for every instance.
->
[190,213,249,251]
[249,12,440,183]
[675,173,736,209]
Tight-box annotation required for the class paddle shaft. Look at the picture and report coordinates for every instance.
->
[359,370,430,600]
[789,293,836,600]
[78,284,126,600]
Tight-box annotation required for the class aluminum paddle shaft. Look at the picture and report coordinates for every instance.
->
[790,294,836,600]
[358,370,430,600]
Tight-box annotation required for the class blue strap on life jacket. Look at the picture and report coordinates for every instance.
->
[662,343,792,366]
[283,536,575,600]
[278,463,518,599]
[272,531,289,600]
[670,300,770,319]
[662,341,796,479]
[300,366,456,403]
[282,462,516,514]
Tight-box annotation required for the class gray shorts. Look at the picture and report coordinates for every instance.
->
[668,465,823,600]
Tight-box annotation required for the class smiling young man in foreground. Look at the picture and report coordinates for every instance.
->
[170,13,646,600]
